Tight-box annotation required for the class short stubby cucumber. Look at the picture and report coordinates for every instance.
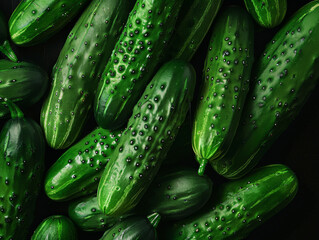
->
[94,0,185,129]
[0,59,48,118]
[0,101,45,240]
[100,213,160,240]
[40,0,132,149]
[163,164,298,240]
[213,1,319,179]
[244,0,287,28]
[9,0,90,46]
[192,6,254,175]
[0,10,17,62]
[166,0,223,61]
[97,60,196,216]
[31,215,77,240]
[44,128,122,201]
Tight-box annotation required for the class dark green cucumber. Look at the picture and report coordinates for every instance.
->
[192,6,254,175]
[166,0,223,61]
[94,0,185,129]
[44,127,122,201]
[100,213,160,240]
[213,1,319,179]
[163,164,298,240]
[97,60,196,216]
[0,11,17,62]
[8,0,90,46]
[0,101,45,239]
[31,215,77,240]
[40,0,132,149]
[244,0,287,28]
[0,59,48,118]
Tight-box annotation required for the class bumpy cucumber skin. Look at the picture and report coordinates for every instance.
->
[31,215,77,240]
[44,128,122,201]
[244,0,287,28]
[192,6,254,175]
[40,0,131,149]
[9,0,90,46]
[0,60,48,118]
[166,0,223,61]
[97,60,196,216]
[0,11,17,62]
[164,164,298,240]
[213,1,319,179]
[0,110,45,239]
[94,0,185,129]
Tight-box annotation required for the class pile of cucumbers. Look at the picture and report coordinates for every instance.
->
[0,0,318,239]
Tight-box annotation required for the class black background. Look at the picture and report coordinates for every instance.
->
[1,0,319,239]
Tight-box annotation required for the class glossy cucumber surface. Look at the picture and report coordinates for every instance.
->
[9,0,90,46]
[40,0,132,149]
[244,0,287,28]
[213,1,319,179]
[192,6,254,175]
[97,60,196,216]
[163,164,298,240]
[45,128,122,201]
[31,215,77,240]
[94,0,184,129]
[0,10,17,62]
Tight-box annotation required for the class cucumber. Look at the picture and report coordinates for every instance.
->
[0,101,45,239]
[244,0,287,28]
[166,0,223,61]
[163,164,298,240]
[100,213,160,240]
[0,59,48,118]
[97,60,196,216]
[94,0,185,129]
[31,215,77,240]
[0,10,17,62]
[192,6,254,175]
[44,127,122,201]
[213,1,319,179]
[40,0,132,149]
[9,0,90,46]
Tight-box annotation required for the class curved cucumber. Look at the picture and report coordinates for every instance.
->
[244,0,287,28]
[213,1,319,179]
[44,128,122,201]
[0,10,17,62]
[0,101,45,239]
[166,0,223,61]
[40,0,132,149]
[94,0,184,129]
[97,60,196,216]
[192,6,254,175]
[31,215,77,240]
[164,164,298,240]
[9,0,90,46]
[0,59,48,118]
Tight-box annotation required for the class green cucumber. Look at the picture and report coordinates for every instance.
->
[0,101,45,239]
[44,128,122,201]
[100,213,160,240]
[213,1,319,179]
[244,0,287,28]
[192,6,254,175]
[0,59,48,118]
[94,0,185,129]
[0,10,17,62]
[163,164,298,240]
[9,0,90,46]
[166,0,223,61]
[31,215,77,240]
[40,0,132,149]
[97,60,196,216]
